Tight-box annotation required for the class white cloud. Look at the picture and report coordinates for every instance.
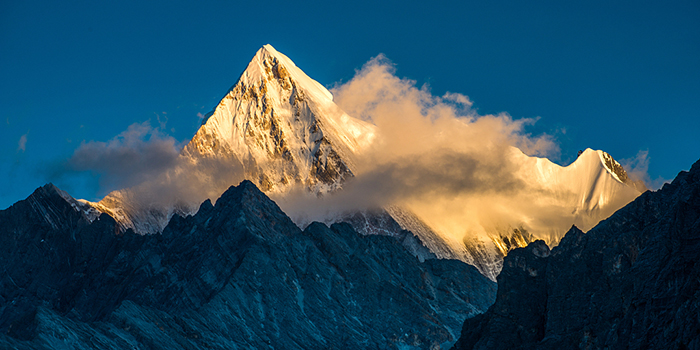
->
[53,54,639,246]
[17,133,28,152]
[620,150,667,190]
[277,55,566,243]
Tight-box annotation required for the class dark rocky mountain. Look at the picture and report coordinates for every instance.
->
[452,158,700,350]
[0,181,496,349]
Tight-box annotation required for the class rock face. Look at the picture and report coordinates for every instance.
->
[181,45,374,195]
[0,181,496,349]
[452,158,700,350]
[83,44,375,234]
[76,46,642,283]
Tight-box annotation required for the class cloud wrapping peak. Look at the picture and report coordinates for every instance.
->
[278,55,562,242]
[57,120,247,211]
[332,55,556,162]
[68,122,180,192]
[51,54,643,245]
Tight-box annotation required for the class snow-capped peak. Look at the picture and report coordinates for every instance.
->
[80,45,378,235]
[73,46,644,283]
[182,44,374,194]
[506,146,643,235]
[594,149,628,184]
[239,44,335,103]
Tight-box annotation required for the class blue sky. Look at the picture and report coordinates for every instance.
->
[1,0,699,208]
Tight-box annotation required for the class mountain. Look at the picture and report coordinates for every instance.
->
[182,44,375,194]
[0,181,496,349]
[80,44,374,234]
[77,45,643,280]
[507,147,646,237]
[340,147,644,280]
[451,157,700,349]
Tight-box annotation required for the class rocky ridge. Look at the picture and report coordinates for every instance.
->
[76,45,642,281]
[452,157,700,349]
[181,44,374,194]
[0,181,496,349]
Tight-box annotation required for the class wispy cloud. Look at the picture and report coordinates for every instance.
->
[58,122,180,193]
[49,120,245,211]
[17,133,28,152]
[155,112,168,130]
[621,150,668,190]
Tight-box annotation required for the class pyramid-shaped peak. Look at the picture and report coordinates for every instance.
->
[256,44,289,63]
[28,183,62,204]
[239,44,334,103]
[181,44,375,198]
[251,44,288,66]
[41,182,61,194]
[37,182,75,203]
[211,180,278,212]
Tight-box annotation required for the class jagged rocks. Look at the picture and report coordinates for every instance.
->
[453,241,550,350]
[0,181,496,349]
[452,158,700,350]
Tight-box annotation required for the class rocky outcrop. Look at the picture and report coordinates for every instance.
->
[453,158,700,350]
[0,181,496,349]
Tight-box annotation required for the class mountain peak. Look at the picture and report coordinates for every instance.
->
[453,155,700,349]
[239,44,334,103]
[193,179,300,242]
[216,179,266,205]
[182,45,374,196]
[260,43,277,54]
[595,149,628,183]
[5,183,91,232]
[38,183,77,203]
[257,44,287,62]
[83,45,375,234]
[573,148,634,185]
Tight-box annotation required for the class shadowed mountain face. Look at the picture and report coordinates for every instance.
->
[76,45,642,284]
[452,158,700,350]
[0,181,495,349]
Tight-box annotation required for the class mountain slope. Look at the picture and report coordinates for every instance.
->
[452,157,700,349]
[82,44,375,234]
[0,181,496,349]
[182,44,374,194]
[507,147,644,238]
[78,45,642,280]
[368,147,643,280]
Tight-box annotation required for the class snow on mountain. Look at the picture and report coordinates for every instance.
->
[509,147,643,234]
[182,44,375,194]
[300,146,643,281]
[78,45,643,280]
[81,45,375,233]
[395,147,644,280]
[80,190,193,234]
